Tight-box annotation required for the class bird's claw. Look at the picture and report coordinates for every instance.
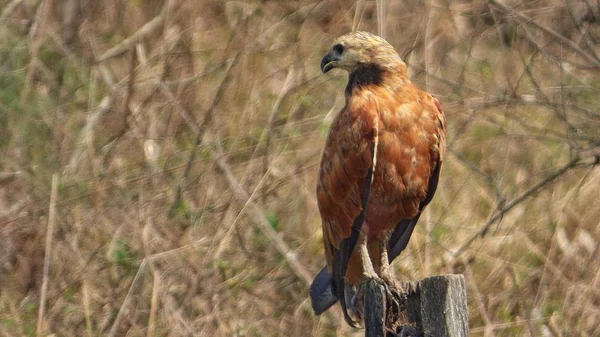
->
[354,275,407,329]
[384,282,407,328]
[349,290,364,325]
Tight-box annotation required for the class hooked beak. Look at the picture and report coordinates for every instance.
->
[320,52,340,73]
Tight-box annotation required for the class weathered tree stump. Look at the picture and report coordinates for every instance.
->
[364,274,469,337]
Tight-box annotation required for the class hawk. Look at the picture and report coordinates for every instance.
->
[309,31,446,327]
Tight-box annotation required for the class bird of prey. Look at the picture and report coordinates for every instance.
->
[310,31,446,327]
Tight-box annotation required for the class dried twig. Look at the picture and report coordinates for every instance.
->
[20,0,53,104]
[82,281,93,337]
[106,237,210,335]
[134,41,202,136]
[97,0,176,62]
[352,0,367,32]
[464,258,495,337]
[377,0,387,39]
[36,173,58,336]
[0,0,24,26]
[489,0,600,68]
[213,146,314,286]
[453,155,595,257]
[107,260,149,337]
[242,67,296,183]
[169,53,240,214]
[147,271,160,337]
[65,97,112,174]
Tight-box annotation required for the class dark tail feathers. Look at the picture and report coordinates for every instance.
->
[309,267,338,315]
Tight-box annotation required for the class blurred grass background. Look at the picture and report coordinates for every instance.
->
[0,0,599,336]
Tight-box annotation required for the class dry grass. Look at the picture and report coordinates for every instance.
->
[0,0,599,336]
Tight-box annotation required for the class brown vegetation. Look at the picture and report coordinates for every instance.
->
[0,0,599,336]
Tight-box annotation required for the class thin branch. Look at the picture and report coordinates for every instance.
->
[214,142,313,286]
[449,149,506,208]
[453,155,592,257]
[464,260,495,337]
[377,0,387,39]
[352,0,367,32]
[489,0,600,68]
[20,0,53,104]
[36,173,58,336]
[0,0,24,26]
[146,271,160,337]
[169,53,240,214]
[97,0,175,62]
[107,260,148,337]
[65,97,112,174]
[82,282,93,337]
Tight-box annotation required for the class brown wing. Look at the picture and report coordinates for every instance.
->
[316,103,379,326]
[316,104,379,270]
[386,94,445,260]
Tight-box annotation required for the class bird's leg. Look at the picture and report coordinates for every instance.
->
[379,242,406,327]
[349,235,382,323]
[379,242,396,286]
[359,235,380,280]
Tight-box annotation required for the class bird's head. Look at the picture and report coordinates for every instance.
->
[320,31,405,74]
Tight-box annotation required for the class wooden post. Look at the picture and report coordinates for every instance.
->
[364,274,469,337]
[363,278,386,337]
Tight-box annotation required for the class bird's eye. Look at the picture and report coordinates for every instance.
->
[333,44,344,55]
